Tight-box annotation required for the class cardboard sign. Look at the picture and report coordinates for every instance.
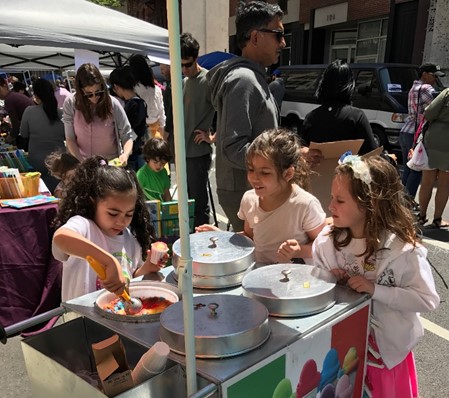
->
[92,334,134,397]
[309,140,364,216]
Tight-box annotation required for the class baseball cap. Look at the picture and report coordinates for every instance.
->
[419,63,445,77]
[272,69,281,76]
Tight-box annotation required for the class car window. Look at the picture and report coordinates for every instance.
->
[284,70,322,92]
[380,67,417,93]
[353,70,378,96]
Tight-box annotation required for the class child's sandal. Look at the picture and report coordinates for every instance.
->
[431,217,449,228]
[417,215,428,226]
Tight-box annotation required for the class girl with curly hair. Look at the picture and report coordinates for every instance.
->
[52,156,162,301]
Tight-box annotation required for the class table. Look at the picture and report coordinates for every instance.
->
[0,203,62,330]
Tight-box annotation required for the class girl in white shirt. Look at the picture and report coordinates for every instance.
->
[52,155,163,301]
[197,128,327,265]
[312,154,440,397]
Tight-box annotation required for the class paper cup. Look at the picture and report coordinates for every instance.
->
[150,242,169,263]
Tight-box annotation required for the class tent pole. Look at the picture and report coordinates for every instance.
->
[167,0,197,395]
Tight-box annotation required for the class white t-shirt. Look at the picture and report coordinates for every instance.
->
[238,184,326,265]
[52,215,143,301]
[134,83,166,127]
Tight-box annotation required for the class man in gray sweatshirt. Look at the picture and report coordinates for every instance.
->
[207,1,285,231]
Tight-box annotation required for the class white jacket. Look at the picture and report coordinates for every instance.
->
[313,226,440,369]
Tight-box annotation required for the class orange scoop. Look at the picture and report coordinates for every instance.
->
[86,256,143,315]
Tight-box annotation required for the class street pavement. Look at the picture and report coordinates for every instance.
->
[1,160,449,397]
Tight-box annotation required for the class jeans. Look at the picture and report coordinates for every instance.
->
[186,154,211,227]
[399,132,422,198]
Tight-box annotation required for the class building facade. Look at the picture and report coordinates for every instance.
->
[229,0,447,80]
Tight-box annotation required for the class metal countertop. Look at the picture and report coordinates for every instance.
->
[63,267,369,384]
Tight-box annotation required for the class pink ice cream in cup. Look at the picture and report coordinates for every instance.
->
[296,359,321,397]
[335,374,353,398]
[150,241,169,264]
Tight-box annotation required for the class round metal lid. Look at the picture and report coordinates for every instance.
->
[159,294,270,358]
[172,231,255,264]
[242,264,337,316]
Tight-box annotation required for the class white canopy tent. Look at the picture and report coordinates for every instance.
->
[0,0,169,71]
[2,1,200,394]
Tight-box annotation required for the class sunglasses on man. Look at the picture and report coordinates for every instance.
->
[258,28,285,42]
[181,60,195,68]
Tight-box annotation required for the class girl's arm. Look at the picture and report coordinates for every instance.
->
[53,227,127,294]
[370,250,440,313]
[134,251,168,277]
[277,221,327,262]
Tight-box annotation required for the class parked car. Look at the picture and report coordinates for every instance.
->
[278,63,446,152]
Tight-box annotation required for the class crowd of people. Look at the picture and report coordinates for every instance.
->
[0,1,446,397]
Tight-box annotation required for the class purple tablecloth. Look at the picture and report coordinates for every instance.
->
[0,203,62,329]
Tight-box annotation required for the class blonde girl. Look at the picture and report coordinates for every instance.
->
[312,155,440,398]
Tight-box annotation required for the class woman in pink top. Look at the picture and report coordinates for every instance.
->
[62,63,135,165]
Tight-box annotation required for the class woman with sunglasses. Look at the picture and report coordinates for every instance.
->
[62,63,135,165]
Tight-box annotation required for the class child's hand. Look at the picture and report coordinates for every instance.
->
[277,239,301,263]
[195,224,220,232]
[101,257,127,294]
[330,268,350,284]
[347,275,375,295]
[143,250,169,273]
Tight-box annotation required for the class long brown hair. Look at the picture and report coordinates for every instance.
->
[74,63,112,123]
[331,156,417,260]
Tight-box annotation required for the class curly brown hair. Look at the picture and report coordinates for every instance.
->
[246,128,311,190]
[74,63,112,123]
[53,156,154,259]
[331,156,417,260]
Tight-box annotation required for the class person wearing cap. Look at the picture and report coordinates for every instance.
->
[399,63,444,209]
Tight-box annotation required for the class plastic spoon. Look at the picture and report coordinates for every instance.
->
[86,256,143,315]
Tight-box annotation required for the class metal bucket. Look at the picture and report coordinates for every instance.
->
[242,263,337,317]
[159,294,270,358]
[172,231,256,289]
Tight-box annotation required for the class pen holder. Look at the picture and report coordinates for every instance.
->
[0,172,40,199]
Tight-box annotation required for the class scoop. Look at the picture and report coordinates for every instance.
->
[86,256,143,315]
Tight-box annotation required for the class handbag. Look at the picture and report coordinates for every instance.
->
[407,140,429,171]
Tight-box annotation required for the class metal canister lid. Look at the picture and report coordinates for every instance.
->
[242,264,337,317]
[159,294,270,358]
[172,231,255,264]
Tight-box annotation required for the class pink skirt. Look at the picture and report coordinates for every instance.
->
[366,351,418,398]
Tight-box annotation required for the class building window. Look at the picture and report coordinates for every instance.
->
[281,32,292,65]
[330,30,357,63]
[355,19,388,63]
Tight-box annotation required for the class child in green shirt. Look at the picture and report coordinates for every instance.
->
[136,138,172,201]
